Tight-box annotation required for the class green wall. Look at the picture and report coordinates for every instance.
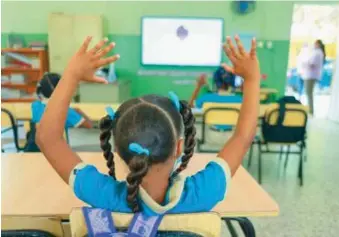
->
[2,1,295,99]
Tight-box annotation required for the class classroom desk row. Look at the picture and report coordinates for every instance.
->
[1,152,279,219]
[2,102,270,122]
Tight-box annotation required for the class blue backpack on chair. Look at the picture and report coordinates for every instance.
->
[83,207,164,237]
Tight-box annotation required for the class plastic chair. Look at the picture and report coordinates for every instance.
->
[1,108,25,152]
[197,103,240,153]
[1,216,64,237]
[70,208,223,237]
[248,103,308,186]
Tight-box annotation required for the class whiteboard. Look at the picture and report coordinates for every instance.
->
[142,17,223,66]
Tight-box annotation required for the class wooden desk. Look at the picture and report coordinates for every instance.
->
[2,103,270,121]
[1,153,279,219]
[192,104,270,118]
[1,103,120,121]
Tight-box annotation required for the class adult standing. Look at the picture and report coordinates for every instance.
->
[299,40,326,115]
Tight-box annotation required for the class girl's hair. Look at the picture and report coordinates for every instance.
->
[213,66,236,91]
[37,73,61,99]
[99,95,196,212]
[315,39,326,63]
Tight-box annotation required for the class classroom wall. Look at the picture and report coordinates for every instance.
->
[2,1,295,99]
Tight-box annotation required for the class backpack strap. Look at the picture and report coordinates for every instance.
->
[82,207,117,237]
[277,96,301,126]
[126,213,164,237]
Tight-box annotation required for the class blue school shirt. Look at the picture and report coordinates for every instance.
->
[69,159,231,217]
[31,101,84,128]
[195,93,243,109]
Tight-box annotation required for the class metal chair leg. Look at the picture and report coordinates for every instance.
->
[298,146,304,186]
[284,145,291,169]
[258,143,262,184]
[248,143,254,168]
[279,145,284,161]
[223,217,256,237]
[225,219,238,237]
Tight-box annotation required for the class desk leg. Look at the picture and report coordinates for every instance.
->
[223,217,256,237]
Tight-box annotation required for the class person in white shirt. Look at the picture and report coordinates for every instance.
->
[299,39,326,115]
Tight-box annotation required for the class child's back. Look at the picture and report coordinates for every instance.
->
[70,94,230,216]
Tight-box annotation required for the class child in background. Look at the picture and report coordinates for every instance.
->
[189,67,243,108]
[24,73,93,152]
[37,35,260,218]
[33,72,93,129]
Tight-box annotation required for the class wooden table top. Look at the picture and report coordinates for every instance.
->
[1,153,279,219]
[2,102,271,121]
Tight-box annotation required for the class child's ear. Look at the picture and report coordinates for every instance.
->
[175,138,184,157]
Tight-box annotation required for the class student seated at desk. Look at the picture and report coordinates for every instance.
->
[189,68,243,131]
[36,36,260,225]
[24,73,93,152]
[189,67,243,109]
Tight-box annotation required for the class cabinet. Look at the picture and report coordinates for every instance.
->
[48,13,103,73]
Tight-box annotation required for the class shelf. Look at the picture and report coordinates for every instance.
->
[1,82,36,93]
[1,48,45,54]
[1,67,40,73]
[1,98,36,102]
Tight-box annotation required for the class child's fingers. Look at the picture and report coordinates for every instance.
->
[92,76,109,84]
[95,54,120,68]
[95,42,116,59]
[226,36,240,59]
[221,63,235,74]
[235,35,246,55]
[223,44,237,64]
[250,38,257,58]
[78,36,92,53]
[89,38,108,55]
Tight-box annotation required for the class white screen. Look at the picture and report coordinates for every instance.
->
[142,17,223,66]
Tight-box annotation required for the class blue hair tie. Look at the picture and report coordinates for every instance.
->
[129,143,150,156]
[168,91,181,111]
[106,107,116,120]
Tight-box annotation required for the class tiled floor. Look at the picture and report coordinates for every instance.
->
[2,117,339,236]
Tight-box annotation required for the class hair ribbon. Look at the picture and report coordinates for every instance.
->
[168,91,181,111]
[129,143,150,156]
[105,107,116,120]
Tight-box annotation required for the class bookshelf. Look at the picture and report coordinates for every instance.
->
[1,48,49,102]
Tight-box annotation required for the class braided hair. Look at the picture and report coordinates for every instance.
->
[99,94,196,213]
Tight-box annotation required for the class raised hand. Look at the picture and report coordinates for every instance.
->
[222,35,260,81]
[65,36,120,84]
[197,74,207,87]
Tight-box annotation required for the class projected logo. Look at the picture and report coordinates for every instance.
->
[176,26,188,40]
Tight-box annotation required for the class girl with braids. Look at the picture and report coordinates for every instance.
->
[37,35,260,217]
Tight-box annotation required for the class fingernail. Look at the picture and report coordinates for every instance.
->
[116,54,120,59]
[226,36,231,40]
[111,42,116,47]
[104,37,108,42]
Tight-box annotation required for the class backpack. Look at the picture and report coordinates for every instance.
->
[261,96,306,143]
[83,207,164,237]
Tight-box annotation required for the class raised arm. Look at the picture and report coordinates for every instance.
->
[217,35,260,176]
[188,74,207,108]
[36,37,119,182]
